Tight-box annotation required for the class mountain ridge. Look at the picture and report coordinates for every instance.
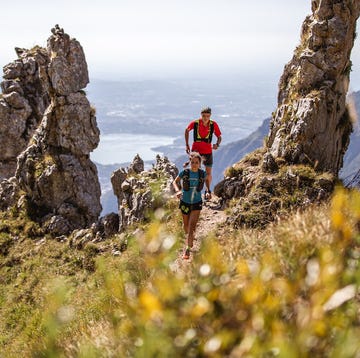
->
[2,2,360,354]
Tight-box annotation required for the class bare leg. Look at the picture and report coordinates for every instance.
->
[205,166,212,198]
[182,213,189,236]
[186,210,201,248]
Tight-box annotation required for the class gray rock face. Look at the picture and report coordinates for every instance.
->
[0,177,19,211]
[267,0,360,174]
[42,93,99,155]
[0,26,101,235]
[111,155,178,232]
[0,46,51,180]
[47,25,89,96]
[214,1,360,228]
[128,154,144,174]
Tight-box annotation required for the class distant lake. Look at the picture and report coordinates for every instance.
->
[91,133,176,165]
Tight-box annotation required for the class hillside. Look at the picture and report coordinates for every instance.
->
[1,188,360,356]
[1,1,360,355]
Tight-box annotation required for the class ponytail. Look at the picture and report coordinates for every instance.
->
[183,151,203,168]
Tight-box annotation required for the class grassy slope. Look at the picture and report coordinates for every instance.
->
[1,189,360,357]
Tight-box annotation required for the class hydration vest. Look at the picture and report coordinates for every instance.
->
[193,119,214,144]
[182,169,205,192]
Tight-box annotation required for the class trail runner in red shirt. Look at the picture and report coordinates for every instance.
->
[185,107,222,200]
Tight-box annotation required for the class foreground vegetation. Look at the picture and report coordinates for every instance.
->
[0,187,360,357]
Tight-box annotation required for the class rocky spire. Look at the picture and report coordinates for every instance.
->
[0,26,101,235]
[214,1,360,228]
[267,0,360,174]
[47,24,89,95]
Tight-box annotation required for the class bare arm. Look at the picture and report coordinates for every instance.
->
[172,176,182,199]
[213,135,222,150]
[185,128,190,154]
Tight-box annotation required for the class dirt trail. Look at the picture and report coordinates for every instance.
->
[170,195,227,271]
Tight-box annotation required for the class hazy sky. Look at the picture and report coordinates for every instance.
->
[1,0,360,87]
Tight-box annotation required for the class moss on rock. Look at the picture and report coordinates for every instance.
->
[217,156,337,229]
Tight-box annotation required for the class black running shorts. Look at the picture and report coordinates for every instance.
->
[201,153,213,167]
[179,200,203,215]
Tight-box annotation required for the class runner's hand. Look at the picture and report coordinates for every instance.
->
[176,191,182,199]
[212,143,219,150]
[186,144,190,154]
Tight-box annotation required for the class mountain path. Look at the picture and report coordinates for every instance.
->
[170,195,227,271]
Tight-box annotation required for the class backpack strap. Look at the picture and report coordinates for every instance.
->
[193,120,214,143]
[182,169,190,191]
[183,169,205,192]
[209,121,214,143]
[193,120,200,143]
[196,169,205,192]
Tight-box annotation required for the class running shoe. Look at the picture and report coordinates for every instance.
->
[183,247,191,260]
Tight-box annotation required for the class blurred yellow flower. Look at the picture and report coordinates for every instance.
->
[139,290,163,320]
[191,296,212,318]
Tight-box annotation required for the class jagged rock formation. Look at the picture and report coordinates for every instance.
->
[0,46,51,179]
[47,25,89,96]
[267,0,360,174]
[215,1,360,228]
[0,25,101,235]
[111,154,178,232]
